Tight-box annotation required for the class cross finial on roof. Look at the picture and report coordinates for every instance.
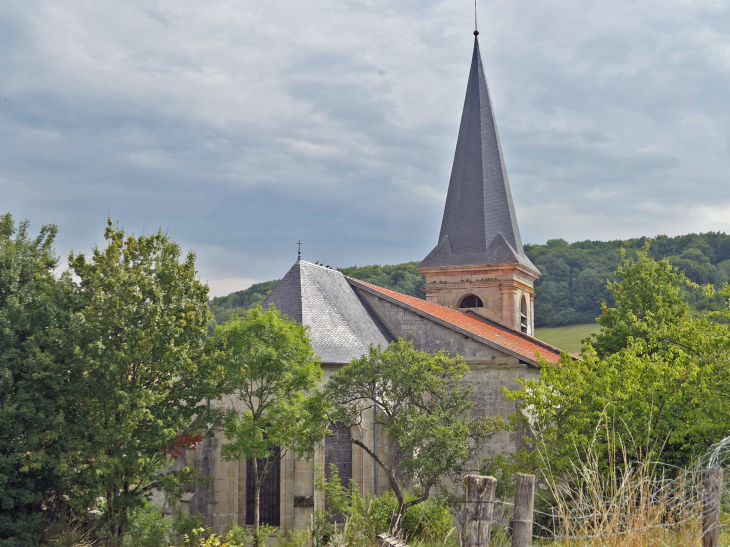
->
[297,240,302,262]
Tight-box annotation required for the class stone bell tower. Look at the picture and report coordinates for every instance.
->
[418,31,540,335]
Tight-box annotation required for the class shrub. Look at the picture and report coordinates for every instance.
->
[402,498,452,543]
[123,504,172,547]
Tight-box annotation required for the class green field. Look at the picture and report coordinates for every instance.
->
[534,323,600,354]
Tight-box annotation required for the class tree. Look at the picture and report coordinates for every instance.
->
[68,221,217,537]
[505,246,730,475]
[210,306,327,544]
[0,215,78,546]
[325,340,501,534]
[589,247,694,357]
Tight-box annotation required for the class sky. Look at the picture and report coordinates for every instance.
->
[2,0,730,296]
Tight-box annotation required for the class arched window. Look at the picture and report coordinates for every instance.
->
[246,447,281,526]
[325,423,353,523]
[520,296,528,334]
[459,294,484,308]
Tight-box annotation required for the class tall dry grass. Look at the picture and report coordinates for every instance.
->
[525,420,730,547]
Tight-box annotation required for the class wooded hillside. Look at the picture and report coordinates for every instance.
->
[210,232,730,329]
[527,233,730,326]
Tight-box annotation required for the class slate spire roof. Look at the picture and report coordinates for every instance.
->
[420,35,538,274]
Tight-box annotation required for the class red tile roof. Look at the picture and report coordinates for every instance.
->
[347,278,562,365]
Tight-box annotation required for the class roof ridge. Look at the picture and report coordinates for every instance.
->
[300,260,343,273]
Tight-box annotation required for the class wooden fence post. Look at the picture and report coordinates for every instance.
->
[463,475,497,547]
[512,473,535,547]
[703,468,723,547]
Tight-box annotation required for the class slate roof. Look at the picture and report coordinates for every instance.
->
[347,277,562,365]
[420,36,538,274]
[262,260,393,364]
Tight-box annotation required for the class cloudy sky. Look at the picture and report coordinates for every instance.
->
[3,0,730,295]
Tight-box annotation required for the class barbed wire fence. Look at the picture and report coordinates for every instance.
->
[460,434,730,547]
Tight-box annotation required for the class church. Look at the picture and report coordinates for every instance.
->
[181,31,562,536]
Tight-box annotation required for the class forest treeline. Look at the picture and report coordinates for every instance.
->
[210,232,730,329]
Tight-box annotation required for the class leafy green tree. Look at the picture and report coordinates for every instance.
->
[0,215,78,546]
[210,306,327,543]
[68,221,217,537]
[589,247,693,357]
[325,340,501,533]
[506,247,730,475]
[526,232,730,327]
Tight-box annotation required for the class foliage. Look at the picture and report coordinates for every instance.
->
[182,525,250,547]
[504,246,730,476]
[340,262,426,299]
[318,464,452,545]
[173,513,204,543]
[325,339,502,532]
[123,502,172,547]
[209,306,328,540]
[401,496,452,543]
[67,220,219,536]
[178,522,309,547]
[525,232,730,327]
[309,511,334,547]
[589,247,695,357]
[209,280,280,334]
[0,214,79,546]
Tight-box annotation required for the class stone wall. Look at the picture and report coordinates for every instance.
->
[176,299,540,536]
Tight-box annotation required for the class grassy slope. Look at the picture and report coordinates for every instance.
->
[534,323,600,354]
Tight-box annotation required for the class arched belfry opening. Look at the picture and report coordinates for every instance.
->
[459,294,484,309]
[520,296,528,334]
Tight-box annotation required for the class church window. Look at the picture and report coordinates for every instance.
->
[459,294,483,308]
[520,296,528,334]
[245,447,281,526]
[325,423,353,523]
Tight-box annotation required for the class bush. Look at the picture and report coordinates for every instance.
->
[123,504,172,547]
[180,524,254,547]
[402,498,452,543]
[320,465,453,545]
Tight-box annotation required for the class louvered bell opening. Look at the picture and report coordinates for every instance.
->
[520,296,529,334]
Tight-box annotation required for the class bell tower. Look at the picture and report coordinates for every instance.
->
[418,31,540,335]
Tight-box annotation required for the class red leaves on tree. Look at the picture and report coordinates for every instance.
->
[162,432,202,460]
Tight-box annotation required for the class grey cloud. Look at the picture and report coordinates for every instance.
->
[2,0,730,295]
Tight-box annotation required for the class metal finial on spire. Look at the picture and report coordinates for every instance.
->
[297,240,302,262]
[474,0,479,35]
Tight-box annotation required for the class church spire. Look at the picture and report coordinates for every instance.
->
[419,35,537,274]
